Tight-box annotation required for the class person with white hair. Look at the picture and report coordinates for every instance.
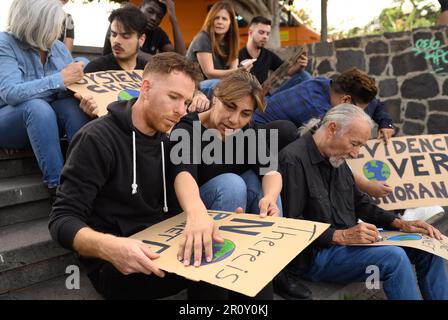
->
[0,0,91,198]
[275,103,448,300]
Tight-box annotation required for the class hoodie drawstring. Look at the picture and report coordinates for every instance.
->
[161,141,168,213]
[131,131,138,195]
[130,131,168,213]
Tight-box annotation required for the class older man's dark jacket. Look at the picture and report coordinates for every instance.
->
[279,133,397,270]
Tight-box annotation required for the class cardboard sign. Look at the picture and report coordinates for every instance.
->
[68,70,143,116]
[131,211,329,297]
[263,46,305,95]
[347,134,448,210]
[355,231,448,260]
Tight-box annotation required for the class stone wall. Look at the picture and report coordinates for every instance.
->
[305,26,448,136]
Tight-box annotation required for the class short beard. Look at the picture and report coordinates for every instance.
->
[329,156,347,168]
[255,42,265,49]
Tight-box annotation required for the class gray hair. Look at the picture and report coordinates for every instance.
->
[7,0,66,51]
[299,103,374,136]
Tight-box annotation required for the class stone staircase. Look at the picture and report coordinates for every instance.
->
[0,148,446,300]
[0,149,101,300]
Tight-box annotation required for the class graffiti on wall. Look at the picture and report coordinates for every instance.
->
[413,36,448,75]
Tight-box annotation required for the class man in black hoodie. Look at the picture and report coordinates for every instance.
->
[48,52,226,299]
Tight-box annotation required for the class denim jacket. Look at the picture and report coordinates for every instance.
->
[0,32,72,108]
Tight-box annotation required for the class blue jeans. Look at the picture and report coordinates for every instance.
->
[198,79,221,100]
[0,97,90,187]
[270,70,312,96]
[298,245,448,300]
[199,170,282,215]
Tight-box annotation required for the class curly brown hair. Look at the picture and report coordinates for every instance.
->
[331,68,377,104]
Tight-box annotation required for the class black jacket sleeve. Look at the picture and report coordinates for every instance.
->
[280,158,336,248]
[353,181,398,229]
[48,130,113,251]
[365,99,394,129]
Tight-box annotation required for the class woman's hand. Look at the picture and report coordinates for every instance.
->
[61,62,84,86]
[258,196,280,217]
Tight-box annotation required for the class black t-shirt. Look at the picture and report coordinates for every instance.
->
[169,112,272,188]
[186,31,228,71]
[84,54,147,73]
[238,47,283,84]
[102,25,171,56]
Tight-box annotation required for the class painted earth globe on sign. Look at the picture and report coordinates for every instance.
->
[117,89,140,101]
[362,160,391,181]
[186,239,236,266]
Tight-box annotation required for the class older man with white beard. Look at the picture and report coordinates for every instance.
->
[274,103,448,300]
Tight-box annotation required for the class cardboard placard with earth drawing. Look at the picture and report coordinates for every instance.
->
[354,230,448,260]
[67,70,143,117]
[131,211,329,297]
[347,134,448,211]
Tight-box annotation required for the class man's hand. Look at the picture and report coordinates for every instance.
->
[288,52,308,75]
[178,212,224,267]
[74,93,98,117]
[61,62,84,87]
[333,222,380,245]
[239,59,255,72]
[188,91,210,113]
[104,237,165,277]
[258,196,280,217]
[296,53,308,70]
[365,181,392,198]
[391,219,443,240]
[378,127,395,144]
[159,0,176,18]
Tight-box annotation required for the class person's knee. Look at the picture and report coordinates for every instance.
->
[380,246,410,272]
[53,97,82,113]
[21,99,56,122]
[216,173,247,196]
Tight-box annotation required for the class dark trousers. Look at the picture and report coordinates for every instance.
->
[88,262,273,300]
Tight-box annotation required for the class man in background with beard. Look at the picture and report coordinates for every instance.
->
[238,16,310,95]
[103,0,186,58]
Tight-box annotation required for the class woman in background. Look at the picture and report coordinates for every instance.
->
[186,1,254,98]
[0,0,91,195]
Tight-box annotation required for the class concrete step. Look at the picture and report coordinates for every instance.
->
[0,270,103,300]
[0,253,76,294]
[0,217,72,293]
[0,174,48,209]
[0,217,68,272]
[0,149,35,161]
[0,157,40,179]
[0,149,39,179]
[0,199,51,228]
